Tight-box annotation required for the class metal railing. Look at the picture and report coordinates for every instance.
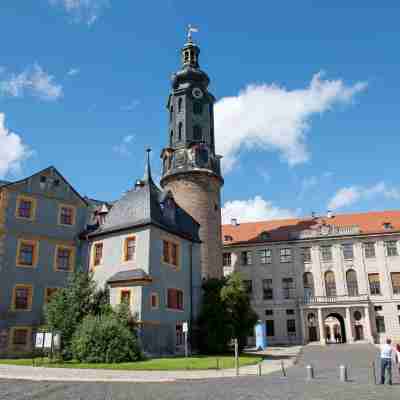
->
[301,294,369,305]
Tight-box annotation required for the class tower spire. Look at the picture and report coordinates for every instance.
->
[143,148,153,184]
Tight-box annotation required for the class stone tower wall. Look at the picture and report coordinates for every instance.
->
[163,172,223,279]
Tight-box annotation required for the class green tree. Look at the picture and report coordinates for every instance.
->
[44,269,103,359]
[72,306,142,363]
[221,272,258,351]
[197,278,232,354]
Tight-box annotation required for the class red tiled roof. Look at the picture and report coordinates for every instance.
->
[222,210,400,244]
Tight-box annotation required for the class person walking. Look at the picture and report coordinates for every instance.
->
[380,338,394,385]
[396,344,400,375]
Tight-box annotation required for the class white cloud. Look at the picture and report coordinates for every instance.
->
[0,63,62,101]
[113,134,135,156]
[0,114,32,178]
[214,72,367,173]
[67,68,80,76]
[222,195,297,224]
[327,182,400,210]
[49,0,110,25]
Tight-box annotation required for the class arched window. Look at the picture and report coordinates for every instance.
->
[178,122,183,141]
[193,125,202,141]
[178,98,183,112]
[325,271,337,297]
[303,272,314,299]
[346,269,359,296]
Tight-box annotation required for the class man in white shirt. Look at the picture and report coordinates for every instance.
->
[380,338,394,385]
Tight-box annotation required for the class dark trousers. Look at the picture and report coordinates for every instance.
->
[380,359,392,385]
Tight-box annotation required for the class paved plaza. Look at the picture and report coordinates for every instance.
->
[1,344,400,399]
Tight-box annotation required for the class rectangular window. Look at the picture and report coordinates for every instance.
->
[59,205,75,226]
[376,316,386,333]
[176,323,184,346]
[259,249,272,264]
[243,280,253,296]
[320,245,332,262]
[342,243,354,260]
[369,273,381,295]
[280,248,292,263]
[13,285,33,311]
[287,319,296,335]
[55,246,74,272]
[265,309,273,316]
[286,309,295,315]
[17,242,35,267]
[16,196,35,220]
[223,252,232,266]
[386,241,398,257]
[302,247,311,263]
[163,240,170,264]
[364,242,376,258]
[124,237,136,261]
[391,273,400,295]
[265,320,275,337]
[44,288,58,303]
[262,279,273,300]
[11,328,30,350]
[93,243,103,266]
[374,305,383,312]
[162,240,179,267]
[241,251,252,265]
[150,293,159,309]
[120,290,131,305]
[282,277,295,299]
[167,289,184,310]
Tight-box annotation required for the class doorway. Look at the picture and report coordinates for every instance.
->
[355,325,364,341]
[324,313,346,343]
[308,326,318,342]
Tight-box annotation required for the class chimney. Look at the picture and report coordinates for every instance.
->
[327,210,333,219]
[98,204,109,225]
[231,218,238,226]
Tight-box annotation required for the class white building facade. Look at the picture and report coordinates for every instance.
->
[222,211,400,345]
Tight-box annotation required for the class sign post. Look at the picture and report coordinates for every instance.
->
[234,338,239,376]
[183,321,189,358]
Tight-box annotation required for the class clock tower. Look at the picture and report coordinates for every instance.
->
[160,32,224,278]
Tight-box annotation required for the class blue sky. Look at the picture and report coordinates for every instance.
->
[0,2,399,223]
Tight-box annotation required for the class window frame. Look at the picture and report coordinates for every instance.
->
[262,278,273,300]
[123,236,136,262]
[9,327,32,352]
[12,284,33,312]
[287,319,296,335]
[376,316,386,333]
[301,247,312,263]
[167,288,184,311]
[120,289,132,305]
[54,245,75,272]
[385,241,399,257]
[320,245,333,262]
[282,277,295,299]
[58,204,76,227]
[223,252,232,266]
[44,287,59,304]
[341,243,354,260]
[92,242,103,268]
[241,250,252,265]
[259,248,272,264]
[16,239,39,268]
[162,238,180,269]
[15,195,37,221]
[265,320,275,337]
[391,272,400,295]
[150,292,159,309]
[280,248,292,263]
[364,242,376,259]
[368,273,381,296]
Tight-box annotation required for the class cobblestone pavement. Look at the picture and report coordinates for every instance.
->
[1,344,400,399]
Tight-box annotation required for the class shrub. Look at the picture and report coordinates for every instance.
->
[72,313,142,363]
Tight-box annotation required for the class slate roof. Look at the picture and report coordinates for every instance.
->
[222,210,400,245]
[88,150,200,242]
[107,269,151,284]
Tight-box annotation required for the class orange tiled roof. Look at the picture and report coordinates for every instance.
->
[221,210,400,244]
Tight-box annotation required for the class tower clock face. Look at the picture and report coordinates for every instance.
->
[192,87,203,99]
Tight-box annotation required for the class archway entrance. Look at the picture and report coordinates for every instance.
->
[324,313,346,344]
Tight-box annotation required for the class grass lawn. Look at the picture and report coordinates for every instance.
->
[0,354,262,371]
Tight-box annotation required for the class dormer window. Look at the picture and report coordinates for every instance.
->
[40,176,47,183]
[224,235,233,242]
[383,222,393,230]
[259,231,269,241]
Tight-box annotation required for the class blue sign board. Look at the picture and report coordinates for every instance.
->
[255,320,267,350]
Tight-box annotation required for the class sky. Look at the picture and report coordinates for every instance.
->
[0,2,400,224]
